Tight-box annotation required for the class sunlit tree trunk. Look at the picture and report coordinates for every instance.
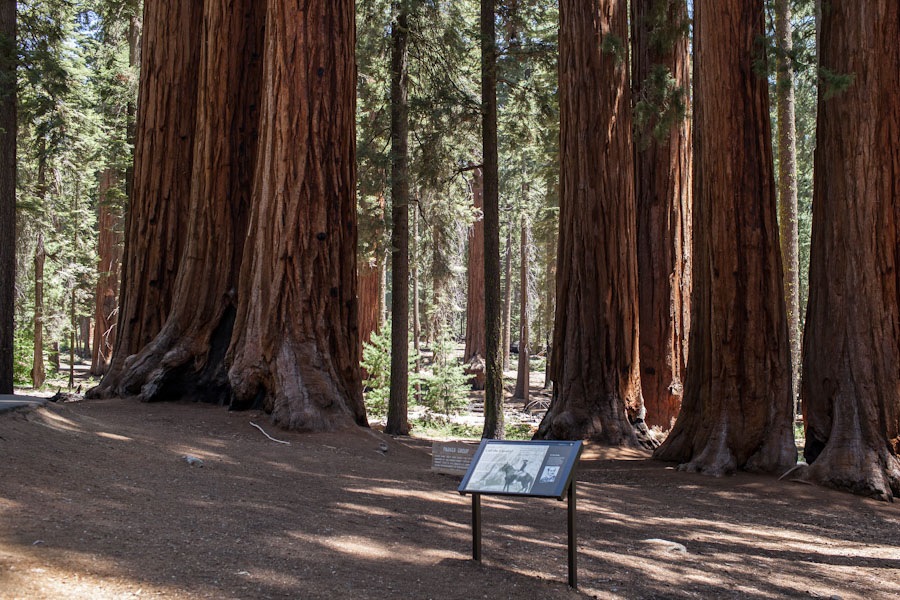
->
[654,0,795,475]
[90,171,123,376]
[387,0,410,435]
[799,0,900,501]
[464,166,486,389]
[31,234,46,388]
[226,0,366,430]
[90,0,203,397]
[632,0,692,431]
[0,0,15,394]
[536,0,646,446]
[775,0,800,414]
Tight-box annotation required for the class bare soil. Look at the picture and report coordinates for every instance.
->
[1,399,898,599]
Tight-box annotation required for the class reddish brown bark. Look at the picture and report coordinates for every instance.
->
[226,0,366,430]
[90,0,202,397]
[632,0,692,431]
[536,0,645,446]
[31,235,46,388]
[654,0,795,475]
[101,0,265,403]
[799,0,900,500]
[512,217,529,402]
[464,166,486,364]
[90,170,124,376]
[358,258,382,350]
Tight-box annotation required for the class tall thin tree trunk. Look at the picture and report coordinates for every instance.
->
[90,0,203,397]
[0,0,16,394]
[412,204,422,398]
[654,0,795,475]
[31,234,46,388]
[227,0,366,430]
[501,227,512,370]
[536,0,646,446]
[632,0,692,431]
[513,217,530,402]
[775,0,800,416]
[464,165,486,389]
[91,171,124,376]
[799,0,900,501]
[387,0,410,435]
[481,0,504,439]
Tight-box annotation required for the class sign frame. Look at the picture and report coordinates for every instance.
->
[457,439,583,588]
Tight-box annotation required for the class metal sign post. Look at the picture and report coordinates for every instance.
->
[458,440,583,589]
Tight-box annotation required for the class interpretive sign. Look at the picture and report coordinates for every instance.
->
[458,440,582,499]
[457,440,583,589]
[431,441,477,475]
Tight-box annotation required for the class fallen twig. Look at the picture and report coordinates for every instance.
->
[250,422,291,445]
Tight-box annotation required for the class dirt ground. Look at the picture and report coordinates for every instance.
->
[1,399,898,600]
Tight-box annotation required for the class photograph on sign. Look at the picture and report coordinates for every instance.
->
[464,444,548,493]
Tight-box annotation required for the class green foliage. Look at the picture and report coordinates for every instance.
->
[361,321,421,419]
[600,33,626,64]
[13,328,33,387]
[633,64,687,147]
[421,334,469,415]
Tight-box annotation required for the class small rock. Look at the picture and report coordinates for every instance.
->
[183,455,204,467]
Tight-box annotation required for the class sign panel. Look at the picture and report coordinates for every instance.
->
[458,440,583,499]
[431,441,477,475]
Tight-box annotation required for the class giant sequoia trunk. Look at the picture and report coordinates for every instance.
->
[387,0,410,435]
[93,0,264,403]
[632,0,692,431]
[654,0,795,475]
[226,0,366,430]
[535,0,645,446]
[799,0,900,501]
[464,166,486,389]
[89,0,203,397]
[90,171,124,376]
[0,0,15,394]
[357,258,381,349]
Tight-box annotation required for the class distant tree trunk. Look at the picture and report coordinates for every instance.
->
[227,0,366,430]
[512,217,530,402]
[464,165,486,389]
[632,0,692,431]
[49,342,60,372]
[91,171,124,376]
[90,0,203,397]
[79,317,91,358]
[501,227,512,370]
[536,0,646,446]
[774,0,800,415]
[0,0,15,394]
[799,0,900,501]
[94,0,263,402]
[654,0,795,475]
[31,235,46,388]
[411,204,422,400]
[481,0,504,439]
[358,258,382,349]
[387,0,410,435]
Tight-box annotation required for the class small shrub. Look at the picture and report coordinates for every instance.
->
[360,322,421,420]
[421,334,469,415]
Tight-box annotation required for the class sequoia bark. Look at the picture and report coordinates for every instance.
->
[653,0,795,475]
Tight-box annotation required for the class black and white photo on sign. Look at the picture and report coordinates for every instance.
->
[539,465,560,483]
[466,445,548,493]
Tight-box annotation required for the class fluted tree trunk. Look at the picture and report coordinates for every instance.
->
[0,0,15,394]
[536,0,649,446]
[632,0,692,431]
[358,258,382,349]
[90,0,203,397]
[387,0,410,435]
[226,0,366,430]
[654,0,795,475]
[799,0,900,501]
[91,0,264,403]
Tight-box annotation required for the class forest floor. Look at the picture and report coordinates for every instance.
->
[1,396,899,600]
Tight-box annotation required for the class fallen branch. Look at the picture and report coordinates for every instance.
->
[250,422,291,445]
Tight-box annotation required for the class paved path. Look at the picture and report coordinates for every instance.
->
[0,395,47,414]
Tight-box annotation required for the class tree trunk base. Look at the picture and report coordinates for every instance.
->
[465,355,486,391]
